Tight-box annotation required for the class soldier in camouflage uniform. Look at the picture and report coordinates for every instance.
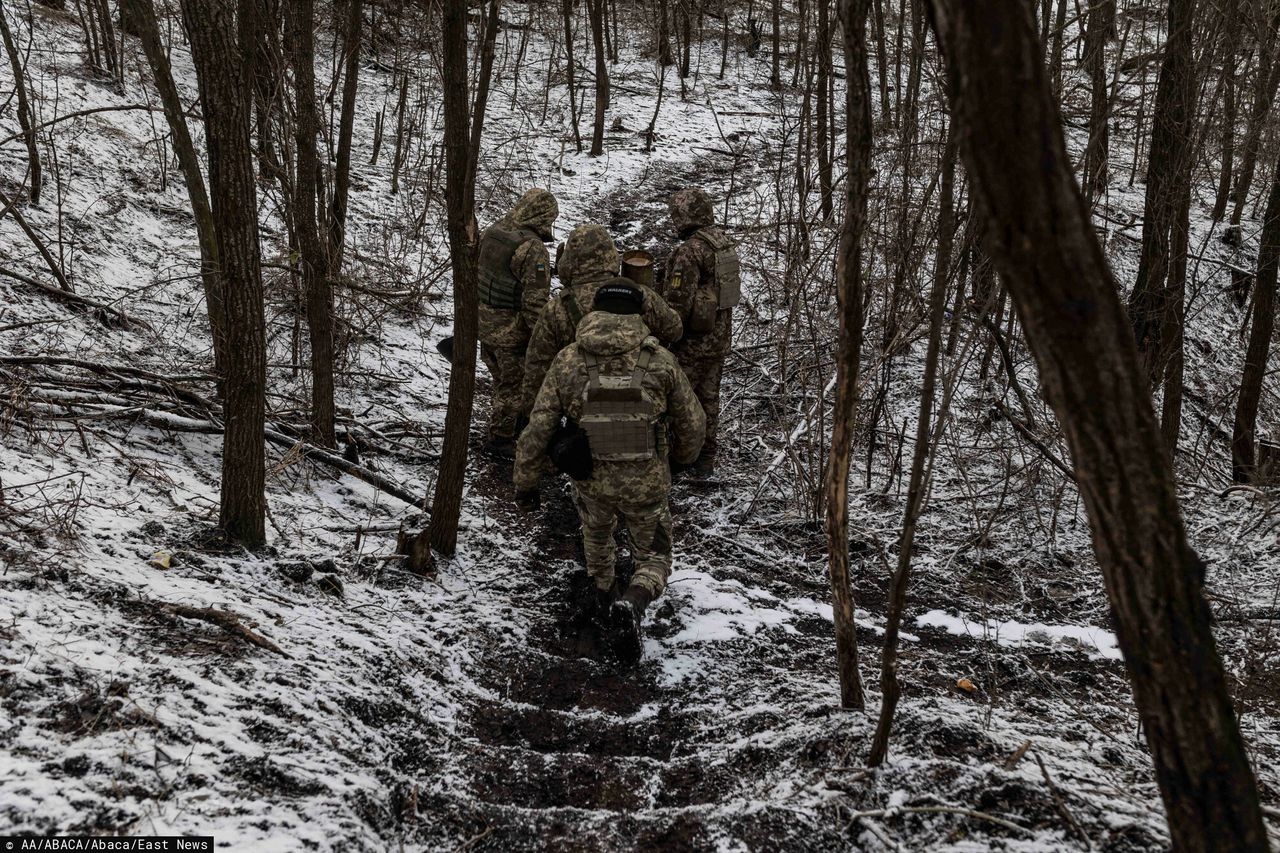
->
[514,282,705,662]
[658,188,741,477]
[477,188,559,457]
[521,224,683,417]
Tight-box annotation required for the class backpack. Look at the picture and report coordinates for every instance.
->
[477,225,543,310]
[578,340,660,462]
[695,227,742,309]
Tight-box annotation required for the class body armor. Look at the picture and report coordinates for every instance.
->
[579,341,660,462]
[695,227,742,309]
[478,226,542,310]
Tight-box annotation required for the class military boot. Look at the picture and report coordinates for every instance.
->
[609,584,655,664]
[581,583,615,624]
[483,434,517,460]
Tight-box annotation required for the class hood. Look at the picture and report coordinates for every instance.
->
[668,187,715,234]
[560,224,620,287]
[575,311,650,357]
[505,188,558,240]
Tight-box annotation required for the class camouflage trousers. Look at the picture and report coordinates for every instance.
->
[675,350,725,459]
[480,343,526,440]
[572,489,673,597]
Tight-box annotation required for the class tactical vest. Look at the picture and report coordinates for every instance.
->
[695,227,742,309]
[578,340,659,462]
[477,226,544,310]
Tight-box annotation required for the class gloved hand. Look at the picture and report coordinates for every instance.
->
[516,489,541,513]
[669,458,693,477]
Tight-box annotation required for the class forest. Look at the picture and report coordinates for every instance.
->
[1,0,1279,849]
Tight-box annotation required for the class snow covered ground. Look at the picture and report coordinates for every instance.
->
[2,3,1279,850]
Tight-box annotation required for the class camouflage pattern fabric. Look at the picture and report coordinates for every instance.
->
[477,188,557,439]
[661,188,734,460]
[575,492,673,596]
[521,225,683,414]
[514,311,705,596]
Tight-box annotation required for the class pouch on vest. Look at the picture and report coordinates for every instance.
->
[695,227,742,309]
[477,226,538,310]
[549,418,593,481]
[578,343,659,462]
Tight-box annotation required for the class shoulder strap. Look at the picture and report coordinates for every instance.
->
[694,227,733,251]
[630,341,657,387]
[581,350,601,386]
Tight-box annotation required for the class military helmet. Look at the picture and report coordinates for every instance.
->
[559,224,620,286]
[507,188,559,240]
[668,187,715,233]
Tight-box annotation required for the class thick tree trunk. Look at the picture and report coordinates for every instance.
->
[588,0,609,155]
[1232,160,1280,481]
[286,0,335,448]
[1127,0,1197,448]
[825,0,871,712]
[924,1,1268,849]
[658,0,674,65]
[123,0,227,387]
[0,5,41,206]
[181,0,269,548]
[563,0,583,151]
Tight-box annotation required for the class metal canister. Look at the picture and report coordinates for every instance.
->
[621,249,655,288]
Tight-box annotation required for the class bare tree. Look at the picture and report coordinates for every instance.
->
[925,0,1268,848]
[181,0,269,547]
[1232,158,1280,482]
[1083,0,1114,204]
[825,0,872,711]
[587,0,610,155]
[562,0,583,152]
[0,4,41,205]
[124,0,227,386]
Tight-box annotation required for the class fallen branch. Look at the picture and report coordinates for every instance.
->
[0,265,147,330]
[155,601,288,657]
[843,804,1032,837]
[0,188,73,293]
[994,400,1077,483]
[264,428,429,511]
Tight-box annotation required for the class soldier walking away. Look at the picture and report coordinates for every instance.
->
[659,187,741,478]
[522,223,684,419]
[476,188,559,458]
[513,282,705,664]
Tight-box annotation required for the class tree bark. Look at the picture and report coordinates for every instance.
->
[815,0,834,218]
[1232,158,1280,481]
[924,1,1268,848]
[285,0,335,448]
[1127,0,1197,448]
[658,0,674,65]
[1212,0,1243,221]
[825,0,872,712]
[1083,0,1114,204]
[770,0,781,87]
[1231,8,1280,227]
[588,0,610,155]
[0,4,41,206]
[181,0,269,548]
[562,0,584,152]
[124,0,228,388]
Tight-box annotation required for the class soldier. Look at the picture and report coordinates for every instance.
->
[658,187,741,477]
[477,188,559,458]
[521,223,683,418]
[514,282,705,663]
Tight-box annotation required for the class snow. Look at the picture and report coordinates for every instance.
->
[0,2,1277,851]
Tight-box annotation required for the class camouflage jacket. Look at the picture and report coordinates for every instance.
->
[521,276,683,415]
[515,311,705,505]
[477,189,557,350]
[661,227,734,360]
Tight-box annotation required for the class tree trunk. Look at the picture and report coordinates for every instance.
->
[0,5,41,206]
[1127,0,1196,443]
[868,126,956,766]
[871,0,891,123]
[563,0,584,151]
[1232,158,1280,481]
[1083,0,1114,204]
[770,0,781,87]
[588,0,609,155]
[285,0,335,448]
[1212,0,1243,221]
[327,0,362,274]
[658,0,674,65]
[679,0,692,77]
[181,0,269,548]
[1231,10,1280,227]
[1049,0,1068,96]
[825,0,872,712]
[815,0,834,219]
[924,1,1268,848]
[124,0,228,388]
[412,0,491,562]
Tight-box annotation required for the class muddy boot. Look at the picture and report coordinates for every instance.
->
[580,584,615,625]
[609,585,654,664]
[687,451,716,481]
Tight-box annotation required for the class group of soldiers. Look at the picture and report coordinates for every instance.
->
[470,185,741,662]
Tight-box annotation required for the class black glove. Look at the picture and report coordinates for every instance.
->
[516,489,541,513]
[669,458,694,477]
